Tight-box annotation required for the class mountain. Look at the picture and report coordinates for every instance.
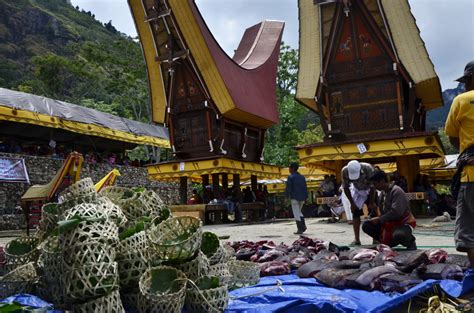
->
[426,83,464,130]
[0,0,150,121]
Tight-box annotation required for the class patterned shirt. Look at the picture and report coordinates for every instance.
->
[341,162,374,191]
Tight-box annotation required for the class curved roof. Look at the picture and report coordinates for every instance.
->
[0,88,169,148]
[296,0,443,111]
[129,0,284,128]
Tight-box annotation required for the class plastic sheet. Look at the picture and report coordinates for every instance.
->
[0,293,58,312]
[227,272,474,313]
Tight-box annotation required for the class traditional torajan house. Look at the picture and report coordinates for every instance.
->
[296,0,445,191]
[128,0,284,220]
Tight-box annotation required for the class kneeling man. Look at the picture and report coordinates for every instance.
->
[362,170,417,250]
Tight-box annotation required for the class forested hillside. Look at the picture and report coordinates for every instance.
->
[0,0,150,122]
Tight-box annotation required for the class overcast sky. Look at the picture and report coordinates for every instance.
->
[70,0,473,90]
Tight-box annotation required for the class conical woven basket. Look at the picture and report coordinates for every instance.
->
[121,291,140,313]
[117,249,148,291]
[59,177,96,203]
[228,260,260,289]
[5,236,40,271]
[73,289,125,313]
[208,262,232,285]
[61,198,127,227]
[100,187,165,221]
[63,240,116,266]
[58,193,99,213]
[185,277,229,313]
[0,262,37,298]
[58,219,119,248]
[167,251,210,282]
[62,261,119,301]
[118,230,149,254]
[147,216,202,262]
[138,266,187,313]
[37,203,60,240]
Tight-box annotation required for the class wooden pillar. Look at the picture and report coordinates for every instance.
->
[221,173,228,191]
[396,155,419,192]
[179,176,188,204]
[202,174,209,188]
[333,160,345,185]
[233,174,240,189]
[212,173,220,195]
[251,175,258,191]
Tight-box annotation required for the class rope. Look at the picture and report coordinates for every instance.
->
[185,278,225,313]
[418,295,458,313]
[229,280,285,300]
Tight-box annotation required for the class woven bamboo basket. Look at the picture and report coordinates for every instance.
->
[208,262,232,285]
[185,277,229,313]
[118,230,149,254]
[59,177,97,203]
[62,261,119,301]
[228,260,260,289]
[58,193,99,213]
[37,203,60,240]
[63,240,116,266]
[117,249,148,290]
[73,289,125,313]
[0,262,37,299]
[167,251,210,282]
[147,216,202,262]
[138,266,187,313]
[61,198,127,228]
[5,236,40,271]
[59,219,119,249]
[101,187,165,221]
[208,244,228,266]
[121,291,140,312]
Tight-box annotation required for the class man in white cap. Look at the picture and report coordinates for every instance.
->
[341,160,376,245]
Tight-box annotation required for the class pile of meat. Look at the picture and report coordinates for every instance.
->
[230,236,469,293]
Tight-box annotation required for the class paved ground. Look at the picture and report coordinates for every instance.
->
[205,217,458,253]
[0,217,458,253]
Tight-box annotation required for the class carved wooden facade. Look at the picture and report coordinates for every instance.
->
[130,0,283,162]
[167,58,266,161]
[297,0,443,144]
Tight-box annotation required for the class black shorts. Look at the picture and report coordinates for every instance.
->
[352,207,364,218]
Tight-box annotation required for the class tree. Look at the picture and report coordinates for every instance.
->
[438,128,458,155]
[263,44,323,166]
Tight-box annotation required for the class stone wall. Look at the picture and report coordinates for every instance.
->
[0,153,184,230]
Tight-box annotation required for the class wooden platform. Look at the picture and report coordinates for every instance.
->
[170,202,267,224]
[316,192,426,205]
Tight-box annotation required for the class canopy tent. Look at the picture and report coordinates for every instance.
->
[0,88,169,150]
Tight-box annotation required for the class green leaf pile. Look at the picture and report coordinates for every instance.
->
[43,203,59,215]
[50,215,104,236]
[149,268,182,294]
[196,276,220,290]
[119,216,151,240]
[201,232,220,257]
[6,240,34,256]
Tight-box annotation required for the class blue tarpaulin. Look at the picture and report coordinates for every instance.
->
[226,270,474,313]
[2,271,474,313]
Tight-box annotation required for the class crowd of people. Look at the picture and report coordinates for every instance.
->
[0,137,154,167]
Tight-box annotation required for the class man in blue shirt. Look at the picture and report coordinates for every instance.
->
[285,162,308,234]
